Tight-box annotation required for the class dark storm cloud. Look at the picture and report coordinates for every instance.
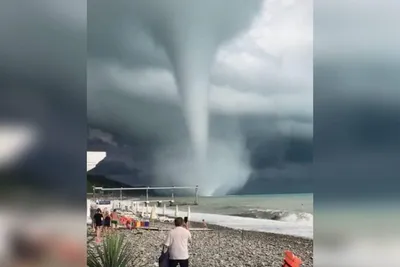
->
[87,0,171,70]
[314,60,400,198]
[87,0,313,194]
[314,0,400,197]
[0,0,86,198]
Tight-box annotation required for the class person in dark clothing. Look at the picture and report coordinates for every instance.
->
[90,206,97,232]
[103,211,111,234]
[183,216,189,230]
[93,208,103,242]
[93,208,103,227]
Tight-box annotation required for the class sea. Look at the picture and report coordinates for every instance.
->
[159,193,313,239]
[183,193,312,219]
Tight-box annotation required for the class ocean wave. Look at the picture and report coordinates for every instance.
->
[231,209,313,223]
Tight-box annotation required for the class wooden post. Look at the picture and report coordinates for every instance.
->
[194,185,199,205]
[218,230,220,252]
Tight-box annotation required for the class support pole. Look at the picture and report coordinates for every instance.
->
[146,187,149,202]
[120,187,122,201]
[195,185,199,205]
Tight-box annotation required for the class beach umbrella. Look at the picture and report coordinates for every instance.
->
[163,204,166,217]
[150,205,158,220]
[140,203,144,217]
[187,205,191,220]
[146,204,150,215]
[175,205,179,217]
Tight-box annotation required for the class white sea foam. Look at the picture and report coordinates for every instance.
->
[158,206,313,239]
[245,208,313,224]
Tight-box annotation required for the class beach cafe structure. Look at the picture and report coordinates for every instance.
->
[87,151,106,171]
[86,150,198,211]
[86,151,199,203]
[87,151,107,222]
[86,151,198,226]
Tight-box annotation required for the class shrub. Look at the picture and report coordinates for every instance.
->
[87,233,132,267]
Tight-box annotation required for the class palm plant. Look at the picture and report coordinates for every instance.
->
[87,233,132,267]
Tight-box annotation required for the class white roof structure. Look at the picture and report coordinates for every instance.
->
[87,151,106,171]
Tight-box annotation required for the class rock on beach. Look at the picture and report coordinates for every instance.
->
[87,221,313,267]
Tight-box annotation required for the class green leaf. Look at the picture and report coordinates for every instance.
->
[87,233,134,267]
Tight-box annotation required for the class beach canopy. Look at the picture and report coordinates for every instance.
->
[150,204,158,220]
[146,204,150,215]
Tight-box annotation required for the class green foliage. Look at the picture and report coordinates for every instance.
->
[87,233,132,267]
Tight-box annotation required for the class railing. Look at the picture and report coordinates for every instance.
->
[91,185,200,205]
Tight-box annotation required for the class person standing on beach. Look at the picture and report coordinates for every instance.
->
[110,209,119,230]
[164,217,191,267]
[183,217,189,230]
[103,211,111,234]
[90,204,97,232]
[93,208,103,242]
[202,219,207,228]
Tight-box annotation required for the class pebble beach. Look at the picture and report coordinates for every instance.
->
[87,220,313,267]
